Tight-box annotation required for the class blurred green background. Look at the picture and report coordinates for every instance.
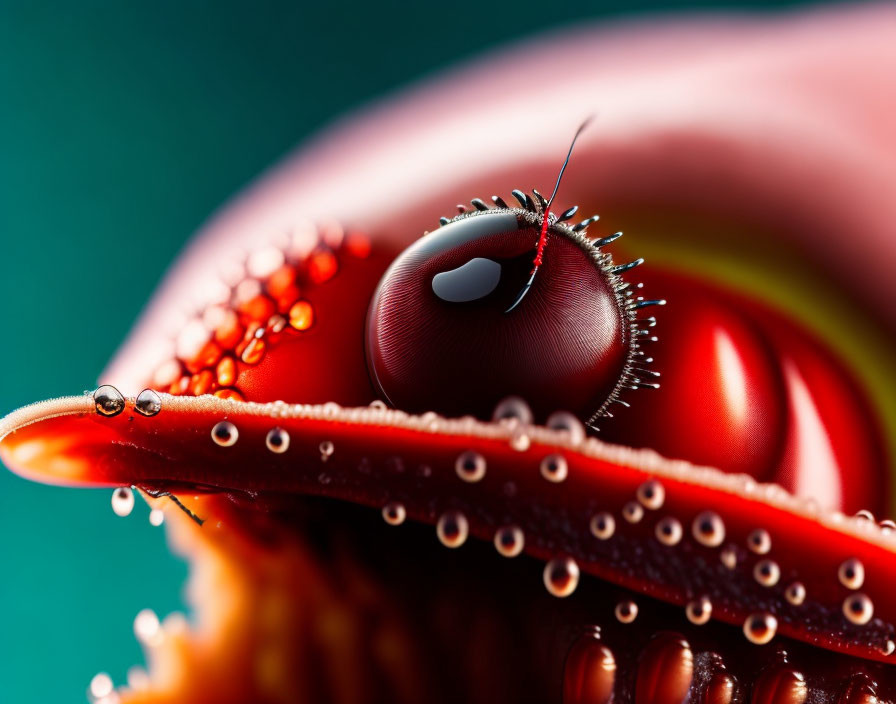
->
[0,0,817,700]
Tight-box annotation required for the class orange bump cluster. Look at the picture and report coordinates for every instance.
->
[152,226,371,401]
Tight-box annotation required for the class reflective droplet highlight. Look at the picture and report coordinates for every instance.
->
[436,511,469,548]
[590,512,615,540]
[382,502,406,526]
[493,525,524,557]
[615,600,638,624]
[743,612,777,644]
[753,559,780,587]
[544,556,580,597]
[655,517,682,546]
[455,450,486,483]
[838,558,865,590]
[134,389,162,417]
[637,479,665,510]
[94,385,125,417]
[685,596,712,625]
[265,427,290,454]
[491,395,533,425]
[540,454,568,483]
[692,511,725,547]
[843,593,874,625]
[111,487,134,517]
[211,421,238,447]
[747,528,772,554]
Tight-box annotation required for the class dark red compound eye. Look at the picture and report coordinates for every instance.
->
[365,194,660,425]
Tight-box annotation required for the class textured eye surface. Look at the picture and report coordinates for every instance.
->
[365,205,639,423]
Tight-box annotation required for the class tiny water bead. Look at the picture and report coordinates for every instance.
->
[94,385,125,417]
[89,673,114,699]
[265,427,290,454]
[636,479,665,510]
[785,582,807,606]
[614,600,638,624]
[590,512,615,540]
[838,558,865,590]
[211,421,238,447]
[545,410,585,444]
[455,450,487,483]
[747,528,772,555]
[843,593,874,625]
[493,525,525,557]
[111,487,134,517]
[509,430,531,452]
[692,511,726,547]
[134,388,162,417]
[491,396,533,425]
[720,545,738,569]
[133,609,161,644]
[655,517,683,546]
[685,596,712,625]
[539,454,568,483]
[436,511,469,548]
[149,508,165,527]
[381,502,406,526]
[754,559,781,587]
[622,501,644,524]
[743,612,778,645]
[319,440,335,461]
[543,556,580,598]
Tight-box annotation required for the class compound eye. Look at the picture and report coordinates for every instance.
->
[365,205,647,424]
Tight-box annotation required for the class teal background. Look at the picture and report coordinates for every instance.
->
[0,1,815,700]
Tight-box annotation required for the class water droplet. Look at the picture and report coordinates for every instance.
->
[493,525,524,557]
[637,479,665,510]
[843,593,874,625]
[747,528,771,554]
[692,511,725,547]
[382,502,406,526]
[622,501,644,524]
[509,430,530,452]
[838,558,865,590]
[491,396,533,425]
[743,612,777,644]
[368,399,388,411]
[133,609,160,644]
[319,440,335,461]
[94,385,125,417]
[785,581,806,606]
[265,427,290,454]
[546,410,585,444]
[854,509,875,522]
[614,600,638,624]
[590,512,615,540]
[211,421,238,447]
[686,596,712,625]
[543,556,580,597]
[720,545,738,569]
[148,508,164,527]
[90,673,114,699]
[455,450,486,483]
[241,336,266,364]
[753,559,780,587]
[655,517,682,546]
[111,487,134,517]
[880,519,896,534]
[539,454,568,483]
[436,511,469,548]
[134,389,162,417]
